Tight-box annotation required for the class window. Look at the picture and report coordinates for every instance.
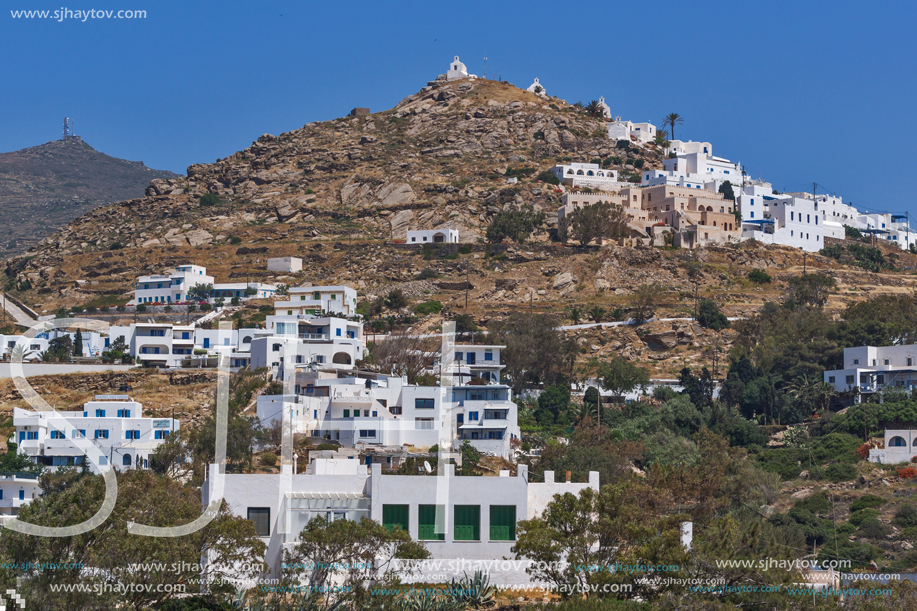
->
[853,359,859,365]
[828,376,835,383]
[909,358,913,367]
[372,411,377,417]
[359,430,376,438]
[123,454,132,466]
[890,436,907,447]
[19,490,24,501]
[846,375,855,384]
[490,505,516,541]
[454,505,480,541]
[150,329,165,337]
[94,430,109,439]
[415,398,435,409]
[73,430,85,438]
[344,409,350,418]
[484,350,493,362]
[117,409,131,418]
[791,212,794,221]
[455,351,463,362]
[383,505,409,533]
[248,508,271,537]
[126,430,140,440]
[415,418,433,430]
[50,430,65,440]
[99,456,107,465]
[95,409,106,417]
[468,412,479,421]
[418,505,445,540]
[885,359,890,365]
[154,430,170,440]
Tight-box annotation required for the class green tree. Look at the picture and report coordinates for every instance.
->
[188,283,213,302]
[718,180,735,201]
[537,384,570,424]
[662,113,684,141]
[283,516,429,607]
[384,289,408,310]
[598,357,650,401]
[568,307,583,325]
[696,299,730,330]
[785,273,836,308]
[0,469,265,610]
[275,283,290,296]
[73,328,83,357]
[630,283,659,324]
[584,100,602,118]
[486,204,545,244]
[588,305,605,323]
[490,312,578,394]
[558,201,630,246]
[199,192,220,206]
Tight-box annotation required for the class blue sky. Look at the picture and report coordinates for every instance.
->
[3,0,915,214]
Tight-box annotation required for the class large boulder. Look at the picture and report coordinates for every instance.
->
[553,271,576,290]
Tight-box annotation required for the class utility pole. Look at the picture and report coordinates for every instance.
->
[464,262,469,310]
[803,251,807,274]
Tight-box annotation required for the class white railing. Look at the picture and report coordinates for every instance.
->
[299,333,330,340]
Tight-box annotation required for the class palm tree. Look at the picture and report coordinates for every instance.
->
[568,307,583,325]
[589,306,606,323]
[9,344,33,362]
[662,113,684,141]
[585,100,602,118]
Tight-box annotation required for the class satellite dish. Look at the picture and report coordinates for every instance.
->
[423,461,432,474]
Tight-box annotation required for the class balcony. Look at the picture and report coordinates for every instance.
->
[299,333,330,341]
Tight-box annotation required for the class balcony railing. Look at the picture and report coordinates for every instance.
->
[299,333,330,341]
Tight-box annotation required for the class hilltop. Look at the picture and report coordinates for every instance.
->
[5,78,917,379]
[0,139,179,257]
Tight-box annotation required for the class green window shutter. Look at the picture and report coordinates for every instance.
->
[454,505,480,541]
[382,504,409,532]
[343,409,350,418]
[418,504,444,541]
[490,505,516,541]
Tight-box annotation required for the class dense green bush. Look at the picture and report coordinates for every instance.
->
[824,462,857,482]
[850,494,885,512]
[894,504,917,528]
[747,269,772,283]
[848,509,880,527]
[200,193,220,206]
[413,301,443,316]
[537,170,560,185]
[795,492,832,514]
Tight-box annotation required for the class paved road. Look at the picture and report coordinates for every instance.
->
[0,363,137,380]
[1,294,36,327]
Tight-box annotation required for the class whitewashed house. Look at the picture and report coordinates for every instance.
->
[275,285,359,318]
[249,316,365,374]
[267,257,303,273]
[108,324,258,369]
[406,229,459,244]
[551,163,626,191]
[867,428,917,465]
[131,264,213,305]
[0,472,41,524]
[666,140,713,156]
[203,460,598,583]
[740,194,825,252]
[527,78,546,96]
[824,345,917,402]
[1,330,106,360]
[12,395,179,474]
[608,120,656,143]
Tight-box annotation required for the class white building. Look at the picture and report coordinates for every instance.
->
[608,120,656,143]
[1,330,106,360]
[406,229,459,245]
[109,324,258,369]
[203,459,598,582]
[665,140,713,156]
[12,395,179,474]
[132,264,214,305]
[250,316,365,374]
[130,264,276,305]
[596,97,612,119]
[868,428,917,465]
[267,257,303,273]
[275,285,359,318]
[255,344,518,459]
[857,212,917,250]
[446,56,477,80]
[824,345,917,402]
[740,194,826,252]
[551,163,625,191]
[527,78,546,96]
[0,472,41,524]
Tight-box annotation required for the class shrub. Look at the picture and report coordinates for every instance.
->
[228,236,242,245]
[413,301,443,316]
[533,131,545,140]
[747,269,772,283]
[109,241,123,250]
[855,443,872,459]
[849,509,879,527]
[850,494,885,512]
[384,289,408,310]
[536,171,560,185]
[795,492,832,514]
[459,244,472,255]
[897,467,917,479]
[633,159,645,169]
[696,299,730,330]
[200,193,220,206]
[894,504,917,528]
[416,267,440,280]
[261,453,277,467]
[825,462,857,482]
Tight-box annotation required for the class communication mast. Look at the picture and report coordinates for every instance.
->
[62,117,82,142]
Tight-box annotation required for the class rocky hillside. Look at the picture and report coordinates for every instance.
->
[0,139,178,257]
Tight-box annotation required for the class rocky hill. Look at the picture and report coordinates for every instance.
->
[5,78,917,379]
[0,139,178,257]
